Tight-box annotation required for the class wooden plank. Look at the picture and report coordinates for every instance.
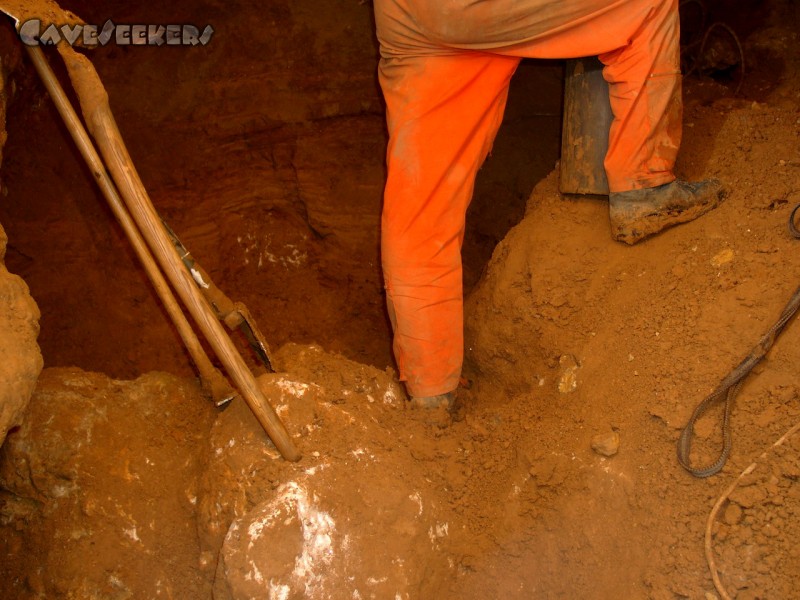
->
[559,57,612,195]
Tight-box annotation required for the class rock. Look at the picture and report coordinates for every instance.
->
[591,431,621,457]
[214,469,440,600]
[203,344,452,600]
[0,368,217,598]
[557,354,580,394]
[0,221,43,447]
[711,248,734,268]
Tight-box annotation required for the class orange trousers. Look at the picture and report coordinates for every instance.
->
[376,0,682,397]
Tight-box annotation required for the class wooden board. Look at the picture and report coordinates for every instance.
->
[559,57,612,195]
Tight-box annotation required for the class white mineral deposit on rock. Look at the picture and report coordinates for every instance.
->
[246,481,336,595]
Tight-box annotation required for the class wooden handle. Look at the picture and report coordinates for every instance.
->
[24,45,236,406]
[52,46,301,461]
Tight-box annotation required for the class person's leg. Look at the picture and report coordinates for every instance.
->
[374,0,723,398]
[386,0,683,191]
[381,0,724,241]
[379,52,520,399]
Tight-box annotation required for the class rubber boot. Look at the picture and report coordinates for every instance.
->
[609,179,727,244]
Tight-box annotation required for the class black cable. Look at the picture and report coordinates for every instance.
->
[678,209,800,477]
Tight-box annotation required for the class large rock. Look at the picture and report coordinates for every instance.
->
[0,222,43,446]
[0,368,217,598]
[199,344,456,600]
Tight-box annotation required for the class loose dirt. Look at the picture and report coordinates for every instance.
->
[1,0,799,598]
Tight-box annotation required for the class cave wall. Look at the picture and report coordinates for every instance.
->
[0,224,43,447]
[0,0,394,376]
[0,29,42,446]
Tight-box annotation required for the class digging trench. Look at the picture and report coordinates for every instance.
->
[0,2,561,381]
[2,1,798,599]
[0,0,559,596]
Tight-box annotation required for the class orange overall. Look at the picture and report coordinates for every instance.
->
[376,0,682,397]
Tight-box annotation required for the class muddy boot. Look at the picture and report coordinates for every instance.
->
[609,179,727,244]
[409,391,455,409]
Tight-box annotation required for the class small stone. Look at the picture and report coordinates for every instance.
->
[558,355,579,394]
[558,368,577,393]
[711,248,734,268]
[591,431,620,457]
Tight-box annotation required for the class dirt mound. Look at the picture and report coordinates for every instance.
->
[460,3,800,595]
[1,0,799,598]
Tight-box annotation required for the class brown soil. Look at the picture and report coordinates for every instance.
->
[1,0,800,599]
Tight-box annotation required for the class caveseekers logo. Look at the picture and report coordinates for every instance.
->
[19,19,214,47]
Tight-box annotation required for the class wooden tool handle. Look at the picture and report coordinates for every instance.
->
[55,46,301,461]
[24,45,237,408]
